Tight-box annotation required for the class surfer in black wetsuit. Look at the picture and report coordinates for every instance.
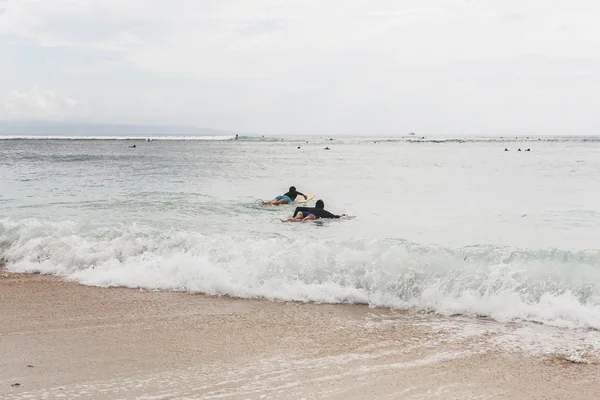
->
[264,186,307,205]
[283,200,345,222]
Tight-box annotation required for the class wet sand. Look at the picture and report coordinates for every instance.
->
[1,272,599,399]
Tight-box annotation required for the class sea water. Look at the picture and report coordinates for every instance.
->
[1,135,600,330]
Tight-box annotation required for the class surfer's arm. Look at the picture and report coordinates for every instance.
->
[317,210,341,219]
[296,191,307,199]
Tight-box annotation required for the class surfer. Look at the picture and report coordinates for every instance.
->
[264,186,307,205]
[282,200,346,222]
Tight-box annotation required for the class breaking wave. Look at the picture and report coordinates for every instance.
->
[2,218,599,330]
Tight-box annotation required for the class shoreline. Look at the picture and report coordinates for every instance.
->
[2,273,599,399]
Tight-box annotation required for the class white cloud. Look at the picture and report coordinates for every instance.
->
[1,0,600,134]
[0,0,147,50]
[0,87,83,119]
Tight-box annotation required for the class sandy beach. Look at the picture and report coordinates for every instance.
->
[0,272,598,399]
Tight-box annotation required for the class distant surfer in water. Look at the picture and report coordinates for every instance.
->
[264,186,307,205]
[282,200,345,222]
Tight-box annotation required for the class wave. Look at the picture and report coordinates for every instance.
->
[3,135,600,144]
[369,136,600,144]
[2,218,599,330]
[0,135,237,141]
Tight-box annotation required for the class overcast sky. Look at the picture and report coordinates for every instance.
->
[1,0,600,135]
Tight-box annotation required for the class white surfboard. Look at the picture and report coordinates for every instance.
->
[294,192,315,203]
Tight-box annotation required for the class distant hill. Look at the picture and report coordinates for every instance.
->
[0,120,240,136]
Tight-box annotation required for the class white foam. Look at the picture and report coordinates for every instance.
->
[2,218,600,330]
[0,135,236,141]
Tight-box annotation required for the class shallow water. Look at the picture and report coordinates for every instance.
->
[1,135,600,330]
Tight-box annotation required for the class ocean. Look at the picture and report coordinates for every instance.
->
[2,134,600,333]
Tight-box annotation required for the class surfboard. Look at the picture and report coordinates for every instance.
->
[294,192,315,203]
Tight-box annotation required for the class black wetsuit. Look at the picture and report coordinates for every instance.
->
[293,207,341,219]
[285,190,306,200]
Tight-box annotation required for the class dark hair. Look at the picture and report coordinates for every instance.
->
[289,186,296,192]
[315,200,324,208]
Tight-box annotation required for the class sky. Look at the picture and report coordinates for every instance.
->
[1,0,600,136]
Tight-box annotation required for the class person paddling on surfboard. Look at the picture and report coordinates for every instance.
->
[282,200,346,222]
[264,186,307,205]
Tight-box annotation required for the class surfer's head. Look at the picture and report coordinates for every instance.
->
[289,186,296,192]
[315,200,324,209]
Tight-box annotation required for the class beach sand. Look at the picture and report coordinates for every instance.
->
[1,272,599,399]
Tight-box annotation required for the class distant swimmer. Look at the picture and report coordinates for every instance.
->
[324,147,330,150]
[282,200,346,222]
[525,148,531,152]
[235,134,239,140]
[130,144,136,148]
[264,186,307,205]
[518,148,521,151]
[504,148,509,151]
